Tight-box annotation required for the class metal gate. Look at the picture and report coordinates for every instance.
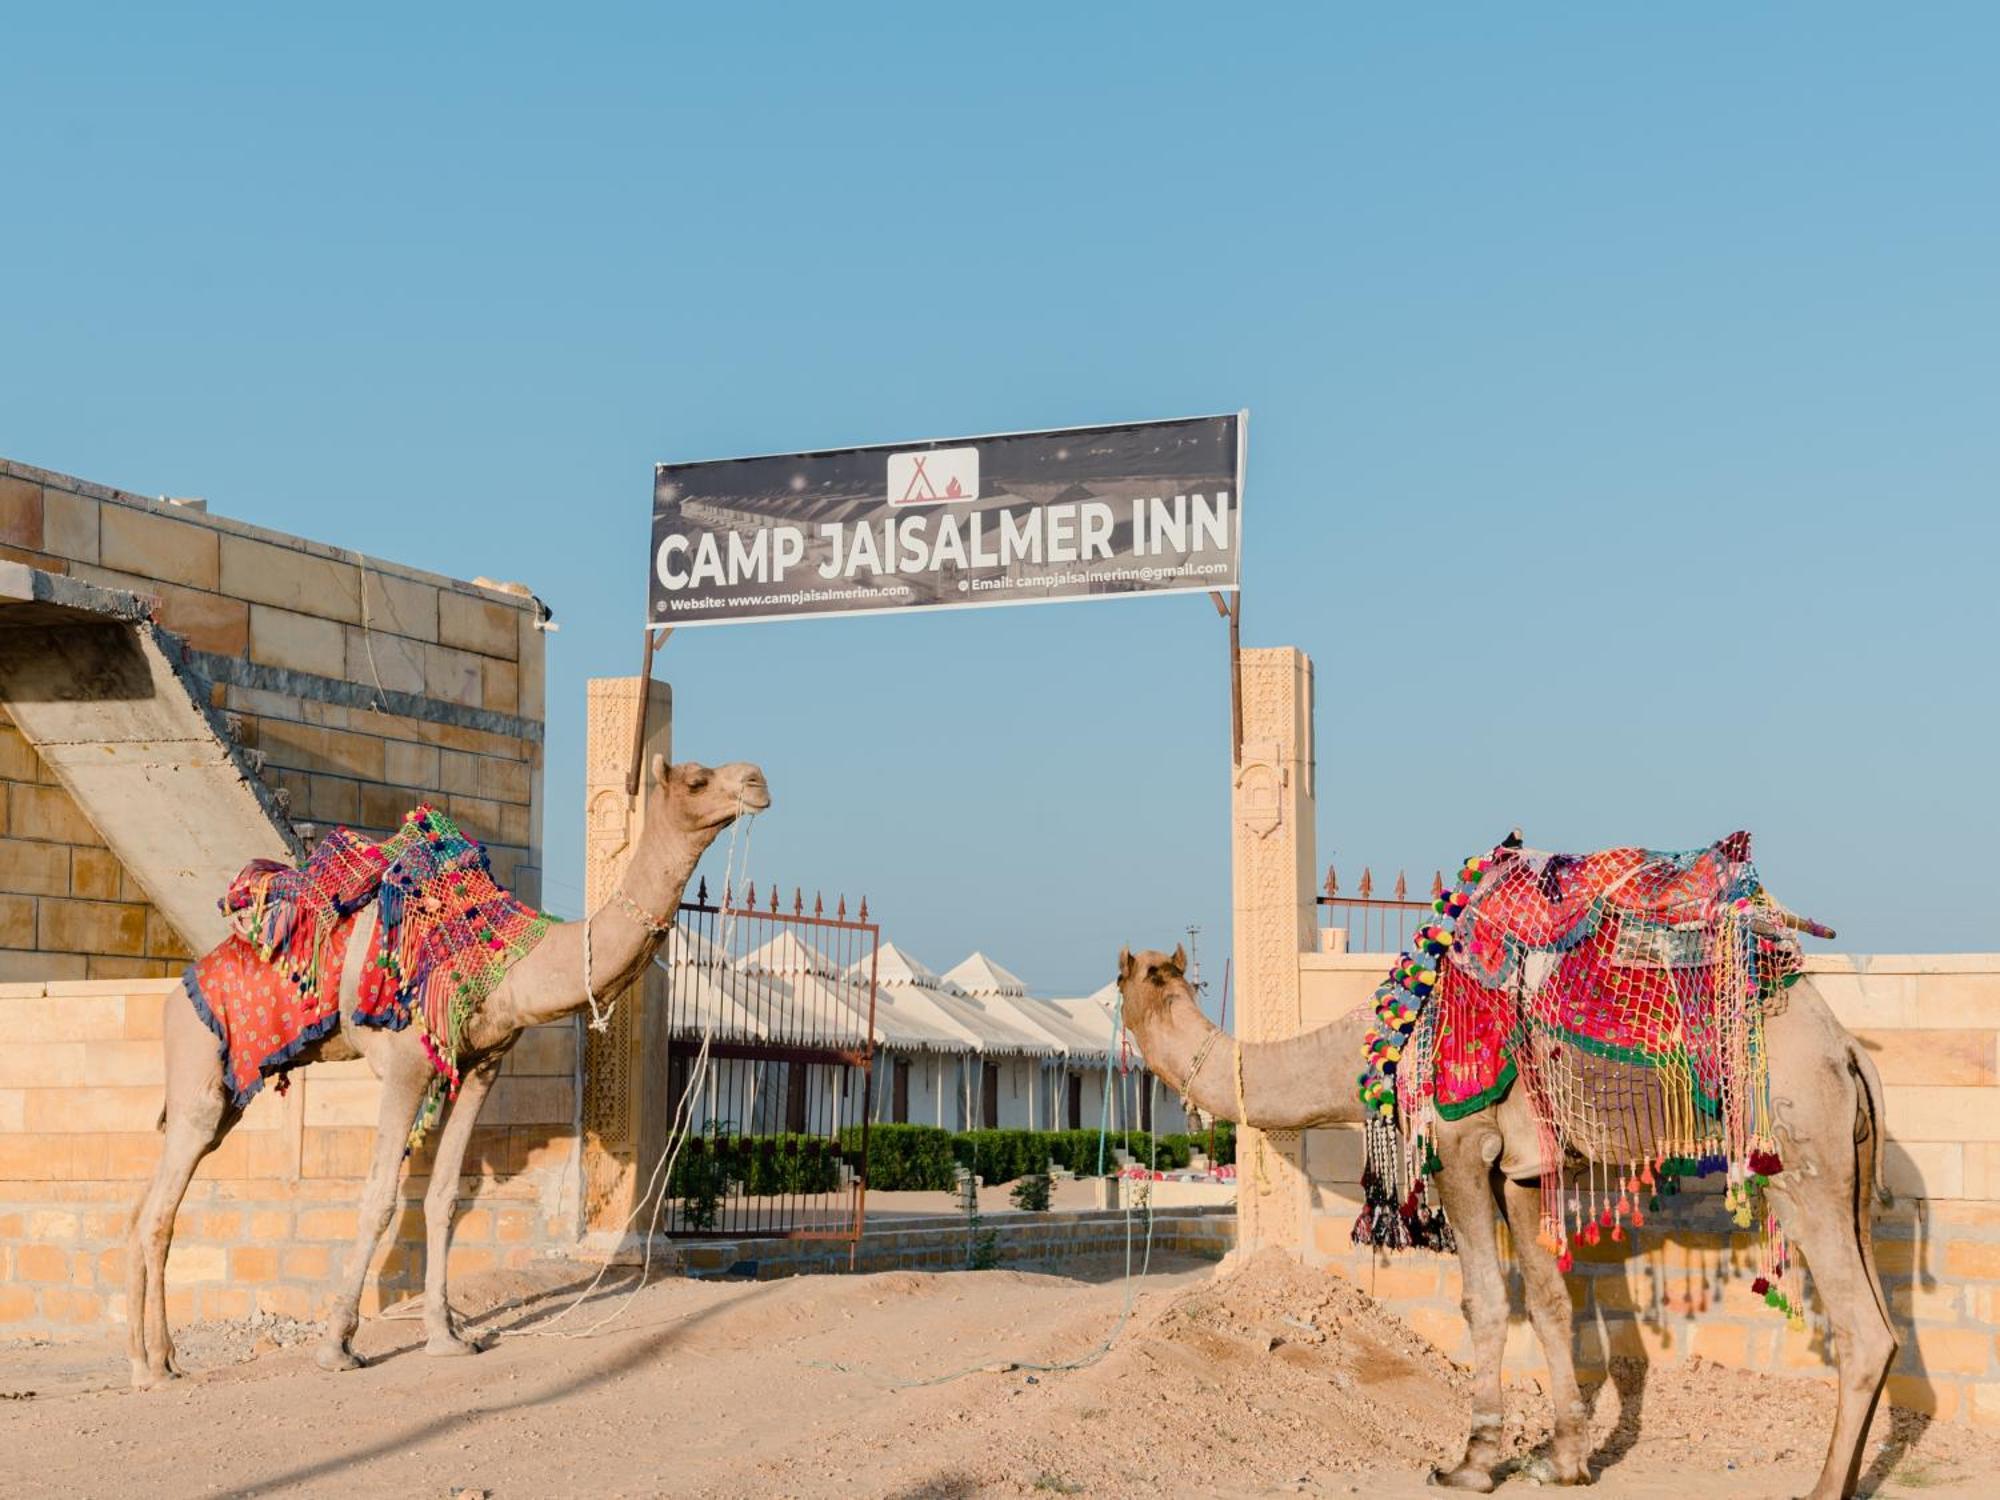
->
[657,880,879,1240]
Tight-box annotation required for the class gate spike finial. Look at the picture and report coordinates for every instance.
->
[814,891,824,918]
[793,886,804,915]
[696,875,708,904]
[1394,870,1408,901]
[1359,867,1373,899]
[1324,864,1338,898]
[858,895,869,922]
[836,895,847,920]
[1431,870,1445,898]
[768,884,780,913]
[745,880,756,908]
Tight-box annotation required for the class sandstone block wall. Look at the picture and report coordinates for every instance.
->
[0,979,579,1334]
[0,455,563,1339]
[0,457,546,983]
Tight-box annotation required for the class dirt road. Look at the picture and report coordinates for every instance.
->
[2,1250,1993,1498]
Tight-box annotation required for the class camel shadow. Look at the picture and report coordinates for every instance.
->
[1538,1186,1941,1491]
[221,1278,781,1497]
[356,1264,663,1368]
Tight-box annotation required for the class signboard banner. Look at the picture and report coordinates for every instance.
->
[649,413,1243,628]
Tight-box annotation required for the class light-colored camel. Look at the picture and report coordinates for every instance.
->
[126,756,769,1388]
[1115,945,1894,1500]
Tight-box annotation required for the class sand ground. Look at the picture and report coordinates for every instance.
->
[1,1249,1994,1499]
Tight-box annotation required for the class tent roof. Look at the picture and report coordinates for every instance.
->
[741,929,839,978]
[850,943,1060,1056]
[998,994,1110,1060]
[943,951,1028,998]
[918,985,1065,1057]
[843,941,988,1053]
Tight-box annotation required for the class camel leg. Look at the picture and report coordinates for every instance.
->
[1764,1045,1895,1500]
[1430,1132,1512,1492]
[315,1058,431,1372]
[420,1054,503,1356]
[127,987,233,1388]
[1501,1178,1592,1484]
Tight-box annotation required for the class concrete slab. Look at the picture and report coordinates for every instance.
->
[0,562,301,954]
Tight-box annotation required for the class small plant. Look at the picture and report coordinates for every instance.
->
[968,1228,1001,1270]
[961,1173,1002,1269]
[1009,1172,1052,1212]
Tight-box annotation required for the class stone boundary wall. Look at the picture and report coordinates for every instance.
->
[668,1206,1237,1280]
[0,456,546,983]
[1290,952,2000,1426]
[0,979,581,1337]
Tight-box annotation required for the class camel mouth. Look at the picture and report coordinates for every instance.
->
[735,777,772,812]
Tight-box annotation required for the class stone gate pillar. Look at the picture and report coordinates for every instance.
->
[1230,646,1318,1255]
[580,675,673,1233]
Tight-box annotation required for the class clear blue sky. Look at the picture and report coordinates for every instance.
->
[5,6,1995,995]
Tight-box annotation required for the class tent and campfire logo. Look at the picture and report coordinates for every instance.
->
[887,446,978,506]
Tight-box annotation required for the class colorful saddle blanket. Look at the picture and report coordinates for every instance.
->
[1355,830,1807,1272]
[1419,832,1785,1119]
[187,806,553,1137]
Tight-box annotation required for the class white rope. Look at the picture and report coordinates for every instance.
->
[581,919,614,1033]
[504,797,755,1341]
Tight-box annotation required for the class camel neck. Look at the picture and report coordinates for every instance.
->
[579,815,712,1004]
[1125,988,1370,1131]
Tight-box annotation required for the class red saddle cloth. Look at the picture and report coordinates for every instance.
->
[185,827,389,1108]
[186,922,365,1107]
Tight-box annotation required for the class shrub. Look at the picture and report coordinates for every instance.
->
[840,1124,958,1191]
[669,1131,840,1210]
[1009,1173,1052,1212]
[952,1129,1051,1186]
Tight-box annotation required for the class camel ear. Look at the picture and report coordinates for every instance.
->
[650,753,669,789]
[1117,946,1135,982]
[1171,943,1187,974]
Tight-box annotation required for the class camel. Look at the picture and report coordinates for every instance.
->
[126,756,770,1388]
[1115,944,1894,1500]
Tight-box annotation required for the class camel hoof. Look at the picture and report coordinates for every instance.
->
[314,1342,365,1373]
[1524,1457,1592,1486]
[130,1363,181,1390]
[1428,1467,1496,1493]
[424,1332,485,1358]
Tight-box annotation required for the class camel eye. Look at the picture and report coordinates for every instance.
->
[687,772,710,791]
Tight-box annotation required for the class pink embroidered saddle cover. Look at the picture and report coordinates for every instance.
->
[1406,832,1789,1120]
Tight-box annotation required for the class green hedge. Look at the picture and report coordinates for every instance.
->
[667,1133,842,1215]
[951,1129,1053,1186]
[674,1122,1243,1206]
[839,1124,957,1191]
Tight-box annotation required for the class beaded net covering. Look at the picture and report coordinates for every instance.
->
[1353,830,1812,1319]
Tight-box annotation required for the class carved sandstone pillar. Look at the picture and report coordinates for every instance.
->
[580,675,673,1232]
[1230,646,1318,1255]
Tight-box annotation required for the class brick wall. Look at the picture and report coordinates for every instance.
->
[0,454,563,1339]
[0,979,579,1334]
[0,711,191,981]
[1293,954,2000,1427]
[0,456,546,983]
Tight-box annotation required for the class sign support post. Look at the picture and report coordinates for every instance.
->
[625,626,669,798]
[1210,590,1242,766]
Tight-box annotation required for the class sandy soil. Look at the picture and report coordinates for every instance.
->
[2,1249,1994,1499]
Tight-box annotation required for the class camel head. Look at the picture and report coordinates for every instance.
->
[647,755,772,837]
[1115,944,1195,1038]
